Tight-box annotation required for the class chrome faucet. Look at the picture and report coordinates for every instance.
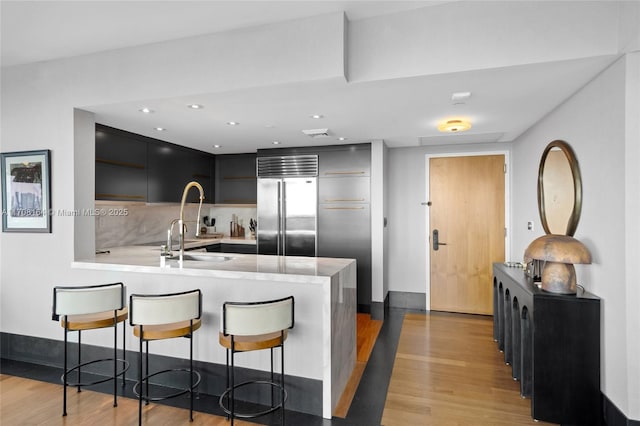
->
[164,218,184,258]
[178,181,205,264]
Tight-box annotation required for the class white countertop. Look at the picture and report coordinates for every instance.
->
[73,245,354,284]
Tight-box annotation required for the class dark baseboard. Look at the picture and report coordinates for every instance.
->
[370,293,389,321]
[603,393,640,426]
[388,291,426,311]
[1,331,322,416]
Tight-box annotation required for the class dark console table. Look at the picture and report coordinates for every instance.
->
[493,262,601,425]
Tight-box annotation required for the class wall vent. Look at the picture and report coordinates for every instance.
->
[257,155,319,177]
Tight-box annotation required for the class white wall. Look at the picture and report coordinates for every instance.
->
[511,53,640,420]
[0,12,346,341]
[387,142,510,295]
[371,140,386,303]
[348,1,619,82]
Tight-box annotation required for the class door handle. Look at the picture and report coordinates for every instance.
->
[432,229,447,251]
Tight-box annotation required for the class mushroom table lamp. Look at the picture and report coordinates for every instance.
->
[524,234,592,294]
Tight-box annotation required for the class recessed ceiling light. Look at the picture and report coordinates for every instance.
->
[139,108,154,114]
[272,141,281,145]
[310,114,323,119]
[187,104,204,109]
[227,121,239,126]
[437,119,472,133]
[213,144,221,148]
[338,137,348,141]
[154,127,166,131]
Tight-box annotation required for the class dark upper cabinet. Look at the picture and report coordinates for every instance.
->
[96,124,214,203]
[147,142,213,203]
[95,125,148,202]
[214,153,257,204]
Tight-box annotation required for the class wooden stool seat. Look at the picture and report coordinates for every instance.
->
[133,318,201,341]
[219,330,287,352]
[61,308,128,331]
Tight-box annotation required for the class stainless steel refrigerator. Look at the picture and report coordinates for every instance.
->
[256,155,318,257]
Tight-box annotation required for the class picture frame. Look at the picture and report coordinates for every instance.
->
[1,149,52,233]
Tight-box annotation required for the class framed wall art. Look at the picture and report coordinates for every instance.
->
[1,150,52,233]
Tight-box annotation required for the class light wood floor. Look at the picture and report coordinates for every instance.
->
[1,312,552,425]
[0,373,257,425]
[381,313,553,426]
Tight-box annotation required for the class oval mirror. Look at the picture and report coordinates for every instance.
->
[537,140,582,236]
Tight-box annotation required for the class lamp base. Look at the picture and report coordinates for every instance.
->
[541,262,577,294]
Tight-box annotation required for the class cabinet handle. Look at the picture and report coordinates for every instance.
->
[324,171,366,175]
[324,198,365,202]
[96,158,145,169]
[96,193,145,200]
[322,206,365,210]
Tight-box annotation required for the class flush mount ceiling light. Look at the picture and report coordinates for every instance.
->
[226,121,239,126]
[154,127,166,131]
[451,92,472,102]
[187,104,204,109]
[213,144,221,148]
[272,141,281,145]
[139,108,154,113]
[437,119,472,133]
[338,137,347,141]
[310,114,323,119]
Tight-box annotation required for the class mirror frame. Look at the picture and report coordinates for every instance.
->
[537,140,583,236]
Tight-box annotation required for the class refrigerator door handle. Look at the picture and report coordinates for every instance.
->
[277,181,282,255]
[281,180,287,256]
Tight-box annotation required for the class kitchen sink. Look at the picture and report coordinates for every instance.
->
[167,253,233,262]
[183,254,232,262]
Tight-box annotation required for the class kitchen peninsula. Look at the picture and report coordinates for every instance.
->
[72,245,356,419]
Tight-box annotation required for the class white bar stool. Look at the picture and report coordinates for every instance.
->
[51,282,129,417]
[218,295,295,425]
[129,289,202,425]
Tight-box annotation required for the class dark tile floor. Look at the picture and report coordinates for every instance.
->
[1,308,411,426]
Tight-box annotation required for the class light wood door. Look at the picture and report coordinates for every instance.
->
[429,155,505,315]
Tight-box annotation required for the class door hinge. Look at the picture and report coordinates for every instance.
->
[505,227,508,237]
[504,163,507,174]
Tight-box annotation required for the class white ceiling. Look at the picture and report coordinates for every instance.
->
[0,1,619,154]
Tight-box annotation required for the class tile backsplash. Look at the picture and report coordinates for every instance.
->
[96,203,256,249]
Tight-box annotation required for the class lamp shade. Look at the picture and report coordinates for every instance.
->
[524,234,591,294]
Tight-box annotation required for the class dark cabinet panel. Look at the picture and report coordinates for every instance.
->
[319,147,370,177]
[215,153,256,204]
[493,263,601,425]
[147,142,213,203]
[318,203,371,311]
[95,124,214,204]
[95,124,147,201]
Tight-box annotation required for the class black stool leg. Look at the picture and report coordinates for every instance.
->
[270,347,274,408]
[145,340,150,406]
[113,314,118,407]
[138,327,143,426]
[231,337,235,426]
[62,320,68,416]
[225,348,230,420]
[77,330,82,393]
[281,332,285,426]
[122,316,126,388]
[189,321,194,422]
